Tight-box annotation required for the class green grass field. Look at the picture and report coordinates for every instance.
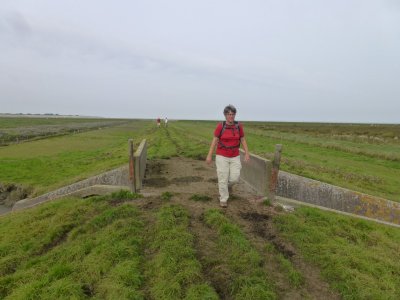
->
[0,117,129,146]
[2,117,399,201]
[1,117,400,299]
[0,120,152,195]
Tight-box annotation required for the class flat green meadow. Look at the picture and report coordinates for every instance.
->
[1,118,399,201]
[1,117,400,299]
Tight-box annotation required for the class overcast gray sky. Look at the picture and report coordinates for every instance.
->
[1,1,399,122]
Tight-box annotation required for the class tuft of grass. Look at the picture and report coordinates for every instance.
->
[277,253,304,288]
[204,209,276,299]
[274,204,284,212]
[274,206,400,299]
[264,242,304,288]
[190,194,212,202]
[90,189,143,206]
[110,189,142,200]
[185,284,219,300]
[263,198,272,206]
[161,191,173,201]
[147,205,218,300]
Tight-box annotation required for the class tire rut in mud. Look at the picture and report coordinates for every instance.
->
[226,206,341,300]
[188,208,234,299]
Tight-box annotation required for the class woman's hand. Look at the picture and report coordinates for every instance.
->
[206,154,213,165]
[244,153,250,162]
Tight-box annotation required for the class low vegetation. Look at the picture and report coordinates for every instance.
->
[0,194,146,299]
[160,191,174,201]
[274,206,400,299]
[204,209,276,299]
[146,205,218,299]
[0,191,399,299]
[189,194,212,202]
[264,243,304,288]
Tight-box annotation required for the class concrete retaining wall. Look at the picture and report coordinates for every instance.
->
[12,138,148,211]
[134,139,147,191]
[13,165,130,211]
[277,171,400,225]
[239,149,272,197]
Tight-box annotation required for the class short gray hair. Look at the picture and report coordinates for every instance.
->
[223,104,237,115]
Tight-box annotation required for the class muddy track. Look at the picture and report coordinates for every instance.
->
[136,157,340,299]
[164,127,183,155]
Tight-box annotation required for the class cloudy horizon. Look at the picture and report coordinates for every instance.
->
[1,1,399,123]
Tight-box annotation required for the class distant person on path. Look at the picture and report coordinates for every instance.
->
[164,117,168,127]
[157,117,161,128]
[206,104,250,207]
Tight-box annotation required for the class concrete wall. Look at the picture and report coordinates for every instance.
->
[13,165,130,211]
[12,138,148,211]
[134,139,147,191]
[277,171,400,225]
[239,149,272,197]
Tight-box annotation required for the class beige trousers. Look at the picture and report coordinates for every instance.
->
[216,155,242,203]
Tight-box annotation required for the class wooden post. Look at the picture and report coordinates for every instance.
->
[269,144,282,201]
[129,139,136,192]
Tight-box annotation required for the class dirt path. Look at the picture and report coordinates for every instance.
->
[139,157,341,299]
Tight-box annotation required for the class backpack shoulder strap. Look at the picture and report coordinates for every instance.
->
[235,121,242,136]
[218,121,226,138]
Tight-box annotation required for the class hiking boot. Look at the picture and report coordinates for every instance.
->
[220,201,228,208]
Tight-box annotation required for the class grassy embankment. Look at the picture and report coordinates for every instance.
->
[0,191,145,299]
[0,120,152,196]
[1,192,399,299]
[274,206,400,299]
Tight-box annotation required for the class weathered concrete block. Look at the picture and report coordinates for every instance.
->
[277,171,400,225]
[239,149,272,197]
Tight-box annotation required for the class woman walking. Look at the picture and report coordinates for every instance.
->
[206,104,250,207]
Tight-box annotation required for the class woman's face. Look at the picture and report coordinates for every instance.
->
[224,111,236,124]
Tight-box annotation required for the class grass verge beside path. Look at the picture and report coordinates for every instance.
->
[246,131,400,202]
[274,206,400,299]
[204,209,276,299]
[0,191,146,299]
[146,204,218,300]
